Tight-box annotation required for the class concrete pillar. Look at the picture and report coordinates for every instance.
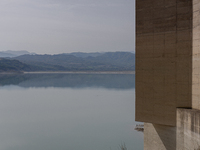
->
[136,0,200,149]
[136,0,193,126]
[192,0,200,110]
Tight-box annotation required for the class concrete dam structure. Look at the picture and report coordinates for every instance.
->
[136,0,200,149]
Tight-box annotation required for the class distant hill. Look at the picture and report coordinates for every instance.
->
[0,50,34,58]
[0,52,16,58]
[0,58,32,72]
[66,52,103,58]
[13,52,135,71]
[87,52,135,66]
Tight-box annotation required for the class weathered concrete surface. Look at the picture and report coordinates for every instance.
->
[136,0,192,126]
[144,108,200,150]
[136,0,200,149]
[144,123,176,150]
[177,108,200,150]
[192,0,200,110]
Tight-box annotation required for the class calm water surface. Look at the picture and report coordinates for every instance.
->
[0,73,143,150]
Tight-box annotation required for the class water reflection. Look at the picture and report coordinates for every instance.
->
[0,73,143,150]
[0,73,135,89]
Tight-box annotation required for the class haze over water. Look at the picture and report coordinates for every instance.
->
[0,73,143,150]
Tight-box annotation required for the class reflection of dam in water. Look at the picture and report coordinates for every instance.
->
[0,73,135,89]
[136,0,200,149]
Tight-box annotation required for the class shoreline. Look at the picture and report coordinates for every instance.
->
[23,71,135,74]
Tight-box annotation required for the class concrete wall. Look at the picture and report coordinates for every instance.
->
[144,123,176,150]
[136,0,200,149]
[176,108,200,150]
[192,0,200,110]
[136,0,192,126]
[144,108,200,150]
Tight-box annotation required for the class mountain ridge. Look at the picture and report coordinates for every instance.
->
[0,50,35,58]
[13,52,135,71]
[0,52,135,72]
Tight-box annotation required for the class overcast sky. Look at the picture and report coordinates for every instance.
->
[0,0,135,54]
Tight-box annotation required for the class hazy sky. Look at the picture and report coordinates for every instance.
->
[0,0,135,54]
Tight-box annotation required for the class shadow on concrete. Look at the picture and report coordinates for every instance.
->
[153,124,176,150]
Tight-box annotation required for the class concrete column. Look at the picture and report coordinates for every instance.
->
[192,0,200,110]
[136,0,193,126]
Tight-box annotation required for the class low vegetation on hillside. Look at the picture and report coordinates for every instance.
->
[0,52,135,72]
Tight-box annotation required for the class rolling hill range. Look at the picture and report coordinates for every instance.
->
[0,52,135,72]
[0,50,34,58]
[13,52,135,72]
[0,58,32,72]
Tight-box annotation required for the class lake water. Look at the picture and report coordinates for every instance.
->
[0,73,143,150]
